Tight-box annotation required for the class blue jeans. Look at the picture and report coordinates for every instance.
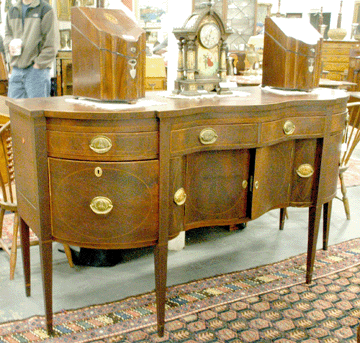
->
[8,66,51,99]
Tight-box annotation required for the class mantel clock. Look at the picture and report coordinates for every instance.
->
[172,1,232,95]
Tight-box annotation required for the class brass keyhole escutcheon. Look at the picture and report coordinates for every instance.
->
[89,135,112,154]
[296,164,314,178]
[199,128,218,145]
[254,181,259,189]
[283,121,296,135]
[90,196,113,215]
[174,188,187,206]
[94,167,103,177]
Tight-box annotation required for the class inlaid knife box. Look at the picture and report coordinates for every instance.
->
[262,17,323,91]
[71,7,146,103]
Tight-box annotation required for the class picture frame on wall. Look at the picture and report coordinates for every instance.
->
[57,0,71,20]
[57,0,95,21]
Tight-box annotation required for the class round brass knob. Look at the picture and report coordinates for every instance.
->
[242,180,248,189]
[90,196,113,215]
[174,188,187,206]
[89,136,112,154]
[283,121,296,135]
[296,164,314,178]
[199,128,218,145]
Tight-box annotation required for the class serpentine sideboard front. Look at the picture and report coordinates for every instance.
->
[6,87,348,336]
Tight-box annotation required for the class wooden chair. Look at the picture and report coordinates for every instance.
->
[0,122,74,280]
[0,53,8,96]
[337,101,360,220]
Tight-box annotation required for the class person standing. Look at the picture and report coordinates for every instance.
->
[4,0,59,99]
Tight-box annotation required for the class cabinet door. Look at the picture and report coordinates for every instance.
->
[49,158,159,249]
[290,139,318,206]
[183,149,250,229]
[251,141,293,219]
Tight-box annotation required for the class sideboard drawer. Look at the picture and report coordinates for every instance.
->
[260,116,325,143]
[49,158,159,248]
[170,123,258,154]
[47,130,158,160]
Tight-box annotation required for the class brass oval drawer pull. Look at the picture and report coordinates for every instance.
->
[296,164,314,178]
[174,188,186,206]
[199,128,218,145]
[89,136,112,154]
[90,196,113,215]
[283,121,296,135]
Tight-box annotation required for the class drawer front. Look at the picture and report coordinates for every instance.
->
[171,123,258,155]
[145,78,165,90]
[260,117,325,144]
[47,131,158,160]
[49,158,159,248]
[322,62,348,72]
[322,55,349,63]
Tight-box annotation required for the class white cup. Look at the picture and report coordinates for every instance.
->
[9,39,22,56]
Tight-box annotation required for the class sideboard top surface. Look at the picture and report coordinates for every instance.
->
[5,87,349,120]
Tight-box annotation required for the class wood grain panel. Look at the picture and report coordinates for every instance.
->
[49,158,159,248]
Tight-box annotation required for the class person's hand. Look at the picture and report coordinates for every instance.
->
[33,63,40,69]
[9,45,17,56]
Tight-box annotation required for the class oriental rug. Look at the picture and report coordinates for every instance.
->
[1,239,360,343]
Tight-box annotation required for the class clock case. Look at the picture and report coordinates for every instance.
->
[172,3,233,96]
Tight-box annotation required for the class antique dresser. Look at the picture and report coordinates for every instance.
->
[7,87,348,336]
[322,40,359,81]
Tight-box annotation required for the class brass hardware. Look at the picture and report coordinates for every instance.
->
[242,180,248,189]
[94,167,103,177]
[174,188,187,206]
[89,136,112,154]
[283,121,296,135]
[90,196,113,215]
[296,164,314,178]
[199,128,218,145]
[129,59,137,79]
[254,181,259,189]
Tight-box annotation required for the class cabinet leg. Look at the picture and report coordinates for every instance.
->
[20,217,31,297]
[322,201,332,250]
[39,240,53,335]
[306,205,322,284]
[279,208,286,230]
[154,244,168,337]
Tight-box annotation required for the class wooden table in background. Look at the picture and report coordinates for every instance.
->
[227,75,356,90]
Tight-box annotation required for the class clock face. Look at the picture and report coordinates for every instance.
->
[199,23,221,49]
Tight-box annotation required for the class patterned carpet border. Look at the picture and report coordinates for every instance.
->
[1,238,360,342]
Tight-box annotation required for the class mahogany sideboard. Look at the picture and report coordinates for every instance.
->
[6,87,348,336]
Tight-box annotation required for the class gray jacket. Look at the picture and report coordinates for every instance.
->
[4,0,59,69]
